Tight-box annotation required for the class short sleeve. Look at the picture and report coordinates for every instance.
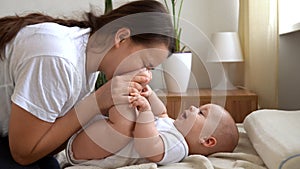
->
[156,118,189,165]
[11,56,82,122]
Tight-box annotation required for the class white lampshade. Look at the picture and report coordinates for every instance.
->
[207,32,243,62]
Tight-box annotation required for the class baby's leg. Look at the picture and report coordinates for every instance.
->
[68,104,136,161]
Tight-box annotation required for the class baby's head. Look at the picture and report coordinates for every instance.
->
[174,103,239,156]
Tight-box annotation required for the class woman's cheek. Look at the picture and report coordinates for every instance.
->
[114,57,144,76]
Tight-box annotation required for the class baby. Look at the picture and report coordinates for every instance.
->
[66,85,239,168]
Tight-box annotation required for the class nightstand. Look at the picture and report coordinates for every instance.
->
[155,88,258,123]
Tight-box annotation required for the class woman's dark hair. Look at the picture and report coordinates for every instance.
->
[0,0,174,60]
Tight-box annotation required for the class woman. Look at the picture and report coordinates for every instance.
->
[0,0,174,168]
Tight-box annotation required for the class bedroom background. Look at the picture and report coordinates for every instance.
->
[1,0,299,110]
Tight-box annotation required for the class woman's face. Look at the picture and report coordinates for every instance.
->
[102,39,169,79]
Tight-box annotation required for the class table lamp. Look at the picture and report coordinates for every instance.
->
[207,32,244,90]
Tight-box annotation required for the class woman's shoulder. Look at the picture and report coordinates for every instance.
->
[27,22,68,29]
[21,22,87,38]
[12,22,88,57]
[14,22,74,46]
[5,22,90,70]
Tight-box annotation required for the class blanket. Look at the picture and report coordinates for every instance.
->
[56,124,267,169]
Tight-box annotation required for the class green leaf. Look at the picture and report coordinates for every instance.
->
[164,0,186,53]
[95,72,107,90]
[163,0,169,12]
[105,0,113,14]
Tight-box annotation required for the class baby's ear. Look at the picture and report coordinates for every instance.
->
[199,136,217,148]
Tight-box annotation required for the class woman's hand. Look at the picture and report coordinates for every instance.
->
[94,69,152,114]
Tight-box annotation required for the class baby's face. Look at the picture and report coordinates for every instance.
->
[174,104,223,140]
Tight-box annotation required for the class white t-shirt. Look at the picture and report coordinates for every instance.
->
[66,117,189,168]
[0,22,98,136]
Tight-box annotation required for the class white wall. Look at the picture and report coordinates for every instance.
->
[279,31,300,110]
[0,0,242,90]
[0,0,136,18]
[278,0,300,110]
[153,0,242,89]
[0,0,101,17]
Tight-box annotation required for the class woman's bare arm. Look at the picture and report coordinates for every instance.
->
[9,94,99,165]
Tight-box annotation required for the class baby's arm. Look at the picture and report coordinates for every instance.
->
[71,104,136,160]
[140,85,167,116]
[129,94,165,162]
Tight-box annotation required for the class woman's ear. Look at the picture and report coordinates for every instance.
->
[199,136,217,148]
[114,28,131,48]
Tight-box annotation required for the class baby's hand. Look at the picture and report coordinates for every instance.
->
[129,93,151,113]
[129,68,152,88]
[140,85,152,98]
[122,68,152,95]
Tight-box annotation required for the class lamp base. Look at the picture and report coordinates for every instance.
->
[212,78,237,90]
[212,63,237,90]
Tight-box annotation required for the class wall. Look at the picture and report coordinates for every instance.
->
[279,31,300,110]
[0,0,243,90]
[0,0,103,18]
[0,0,144,18]
[151,0,243,89]
[278,0,300,110]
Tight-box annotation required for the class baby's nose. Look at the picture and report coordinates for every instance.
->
[189,106,197,111]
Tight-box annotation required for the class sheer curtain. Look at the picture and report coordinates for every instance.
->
[239,0,279,108]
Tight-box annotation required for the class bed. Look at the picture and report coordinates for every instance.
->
[56,109,300,169]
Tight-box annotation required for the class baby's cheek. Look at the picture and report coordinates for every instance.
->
[174,118,196,137]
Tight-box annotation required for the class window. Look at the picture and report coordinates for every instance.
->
[279,0,300,34]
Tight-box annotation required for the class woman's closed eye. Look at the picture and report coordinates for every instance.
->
[145,64,155,70]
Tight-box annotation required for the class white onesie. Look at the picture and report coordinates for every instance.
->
[66,116,189,168]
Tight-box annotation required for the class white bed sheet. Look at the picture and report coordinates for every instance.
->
[56,124,267,169]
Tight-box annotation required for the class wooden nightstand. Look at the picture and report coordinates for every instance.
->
[155,88,258,123]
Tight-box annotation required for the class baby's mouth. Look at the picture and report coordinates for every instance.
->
[182,111,187,119]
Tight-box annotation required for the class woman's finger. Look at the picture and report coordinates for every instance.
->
[131,99,144,108]
[128,95,139,102]
[128,87,139,95]
[129,82,143,92]
[131,75,150,86]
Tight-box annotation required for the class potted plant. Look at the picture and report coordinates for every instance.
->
[162,0,192,93]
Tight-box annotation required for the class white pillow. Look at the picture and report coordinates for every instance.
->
[243,109,300,169]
